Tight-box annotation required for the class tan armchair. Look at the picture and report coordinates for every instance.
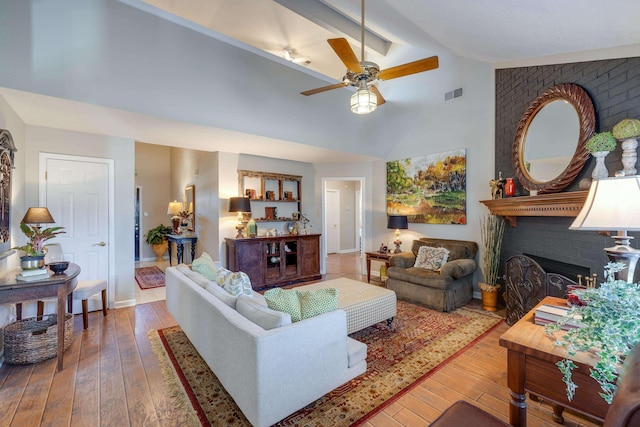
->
[387,238,478,312]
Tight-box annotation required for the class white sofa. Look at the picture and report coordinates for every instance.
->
[165,265,367,427]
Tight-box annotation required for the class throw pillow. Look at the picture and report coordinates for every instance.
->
[263,288,302,322]
[221,271,253,297]
[236,295,292,330]
[297,288,338,319]
[414,246,450,270]
[192,252,223,280]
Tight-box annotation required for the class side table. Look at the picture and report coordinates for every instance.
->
[167,234,197,266]
[365,251,392,283]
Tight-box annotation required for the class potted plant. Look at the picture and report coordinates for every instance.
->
[479,214,505,311]
[612,118,640,176]
[546,262,640,404]
[145,224,172,262]
[585,131,617,180]
[13,223,66,269]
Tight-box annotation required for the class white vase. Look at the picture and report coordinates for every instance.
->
[621,138,638,176]
[591,151,609,180]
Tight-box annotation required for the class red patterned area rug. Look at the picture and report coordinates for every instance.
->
[135,266,165,290]
[148,301,503,427]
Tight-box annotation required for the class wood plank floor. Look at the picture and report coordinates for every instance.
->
[0,254,602,426]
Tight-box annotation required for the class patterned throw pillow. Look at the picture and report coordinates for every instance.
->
[297,288,338,319]
[192,252,223,280]
[414,246,450,270]
[264,288,302,322]
[221,271,253,297]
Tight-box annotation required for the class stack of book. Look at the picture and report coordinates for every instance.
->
[534,304,583,330]
[16,268,50,282]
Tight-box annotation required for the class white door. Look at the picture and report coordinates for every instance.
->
[40,154,111,314]
[326,189,340,254]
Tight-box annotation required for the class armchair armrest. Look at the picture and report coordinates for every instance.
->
[389,252,415,268]
[440,259,477,280]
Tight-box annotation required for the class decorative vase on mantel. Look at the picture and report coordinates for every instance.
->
[620,138,638,176]
[591,151,609,180]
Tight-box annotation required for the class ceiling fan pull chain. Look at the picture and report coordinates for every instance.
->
[361,0,365,63]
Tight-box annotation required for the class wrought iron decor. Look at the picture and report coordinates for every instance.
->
[0,130,16,254]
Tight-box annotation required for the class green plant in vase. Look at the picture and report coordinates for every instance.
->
[585,132,617,180]
[13,223,66,256]
[145,224,172,262]
[479,214,505,311]
[546,262,640,404]
[612,118,640,176]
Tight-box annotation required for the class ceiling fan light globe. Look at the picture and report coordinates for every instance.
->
[350,88,377,114]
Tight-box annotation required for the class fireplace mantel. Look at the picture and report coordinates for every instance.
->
[480,191,588,227]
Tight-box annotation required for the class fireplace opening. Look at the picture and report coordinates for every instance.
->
[523,253,591,282]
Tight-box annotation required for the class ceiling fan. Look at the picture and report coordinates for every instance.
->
[301,0,439,114]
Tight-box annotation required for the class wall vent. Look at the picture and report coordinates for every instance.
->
[444,87,463,101]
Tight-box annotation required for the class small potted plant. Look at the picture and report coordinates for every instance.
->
[13,223,65,269]
[479,214,505,311]
[144,224,172,262]
[546,262,640,404]
[612,118,640,176]
[585,131,617,180]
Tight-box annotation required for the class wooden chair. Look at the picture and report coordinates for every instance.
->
[73,279,108,329]
[430,345,640,427]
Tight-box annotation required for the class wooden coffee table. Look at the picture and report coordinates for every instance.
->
[499,296,607,426]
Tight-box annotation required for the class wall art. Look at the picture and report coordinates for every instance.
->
[387,148,466,224]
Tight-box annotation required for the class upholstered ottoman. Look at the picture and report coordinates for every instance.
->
[296,278,397,334]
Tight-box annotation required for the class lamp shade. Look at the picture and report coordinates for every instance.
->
[387,215,408,230]
[167,201,183,216]
[350,86,377,114]
[570,176,640,231]
[21,207,55,224]
[229,197,251,213]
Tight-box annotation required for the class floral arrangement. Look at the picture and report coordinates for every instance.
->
[13,223,65,257]
[479,214,505,291]
[612,118,640,140]
[545,263,640,404]
[585,131,617,153]
[178,209,192,222]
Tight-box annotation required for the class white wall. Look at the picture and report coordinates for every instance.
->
[24,126,135,308]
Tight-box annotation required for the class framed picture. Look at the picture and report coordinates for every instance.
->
[0,130,16,255]
[387,148,467,224]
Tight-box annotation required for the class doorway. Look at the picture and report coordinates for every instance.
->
[39,153,115,311]
[322,177,365,275]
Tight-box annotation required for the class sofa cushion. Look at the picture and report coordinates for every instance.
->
[176,264,211,288]
[387,267,451,290]
[414,246,450,270]
[236,294,292,330]
[264,288,339,322]
[192,252,223,280]
[204,282,238,308]
[220,271,253,297]
[264,288,303,322]
[347,337,367,368]
[298,288,339,319]
[411,238,478,261]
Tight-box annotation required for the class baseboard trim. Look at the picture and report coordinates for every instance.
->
[114,299,137,309]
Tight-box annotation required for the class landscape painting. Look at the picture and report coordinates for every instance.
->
[387,149,467,224]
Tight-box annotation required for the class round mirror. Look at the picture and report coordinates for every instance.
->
[513,83,595,194]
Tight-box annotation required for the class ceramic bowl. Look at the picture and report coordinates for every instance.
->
[48,261,70,275]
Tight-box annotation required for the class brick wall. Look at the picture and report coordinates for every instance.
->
[495,57,640,282]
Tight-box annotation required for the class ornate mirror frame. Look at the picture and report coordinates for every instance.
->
[513,83,595,194]
[0,129,16,254]
[184,184,195,231]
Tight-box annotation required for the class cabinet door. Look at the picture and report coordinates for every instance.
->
[300,236,320,276]
[282,238,300,278]
[234,240,264,289]
[265,239,282,283]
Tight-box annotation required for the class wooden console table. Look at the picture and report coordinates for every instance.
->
[0,264,81,371]
[499,296,608,426]
[166,234,197,266]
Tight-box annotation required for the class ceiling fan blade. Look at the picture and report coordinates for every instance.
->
[327,38,363,73]
[378,56,439,81]
[301,82,348,96]
[370,85,386,106]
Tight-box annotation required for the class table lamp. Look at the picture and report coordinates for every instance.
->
[387,215,408,253]
[21,207,56,227]
[569,175,640,282]
[167,201,183,234]
[229,197,252,238]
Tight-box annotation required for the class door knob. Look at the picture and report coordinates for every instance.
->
[93,241,107,247]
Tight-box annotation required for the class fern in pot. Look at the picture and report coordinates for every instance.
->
[479,214,505,311]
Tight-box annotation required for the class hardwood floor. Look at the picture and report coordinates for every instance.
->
[0,253,601,426]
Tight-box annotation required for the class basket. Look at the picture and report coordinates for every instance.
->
[3,313,74,364]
